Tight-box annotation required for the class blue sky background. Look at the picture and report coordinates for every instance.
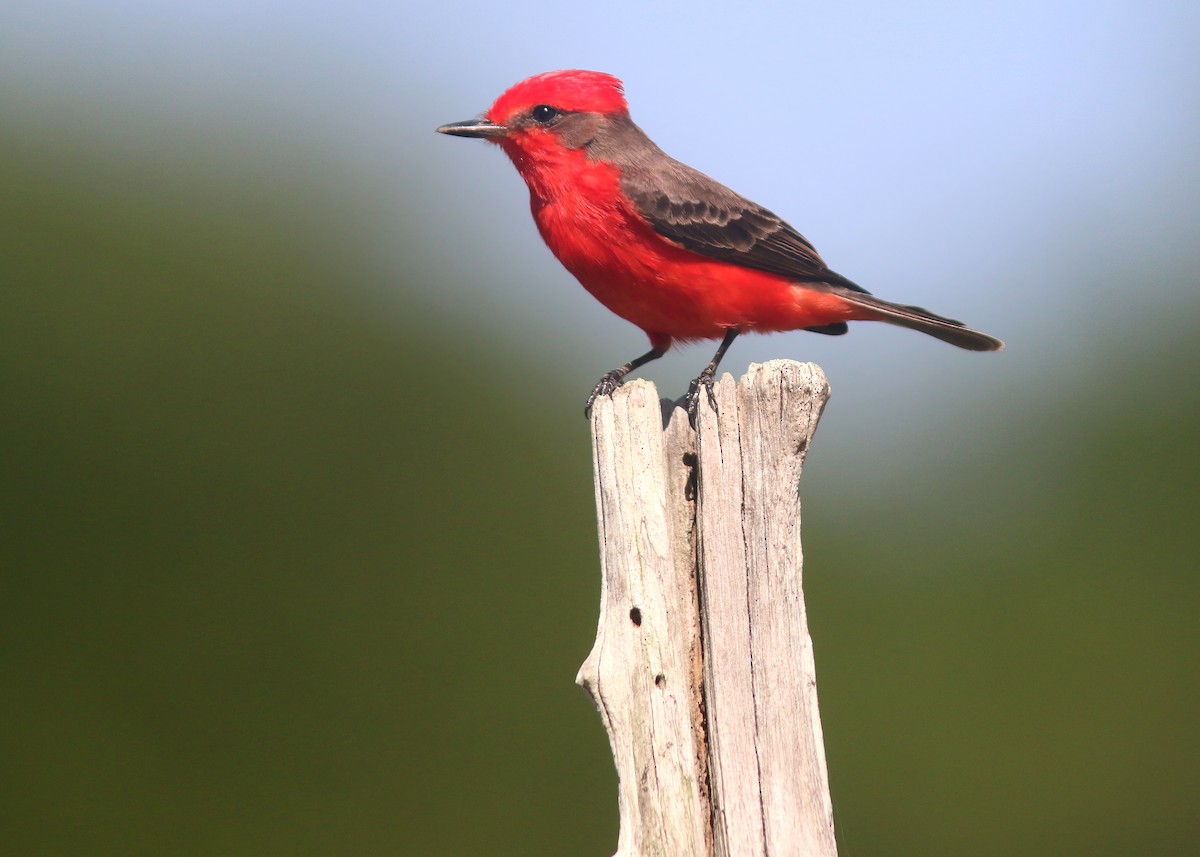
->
[5,1,1196,410]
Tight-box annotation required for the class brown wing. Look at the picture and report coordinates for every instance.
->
[620,160,1003,350]
[596,117,1003,351]
[617,153,869,294]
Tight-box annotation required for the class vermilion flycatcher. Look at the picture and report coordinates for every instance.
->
[437,70,1002,418]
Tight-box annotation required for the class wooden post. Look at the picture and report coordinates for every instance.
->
[578,359,836,857]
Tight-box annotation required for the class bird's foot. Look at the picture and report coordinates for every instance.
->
[584,370,626,419]
[684,368,719,427]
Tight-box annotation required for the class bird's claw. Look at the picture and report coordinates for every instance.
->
[684,369,718,427]
[584,371,625,419]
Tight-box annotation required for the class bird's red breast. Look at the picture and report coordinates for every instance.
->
[522,144,864,341]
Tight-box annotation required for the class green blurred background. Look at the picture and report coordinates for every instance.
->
[3,2,1198,855]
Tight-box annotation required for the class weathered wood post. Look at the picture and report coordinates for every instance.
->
[578,359,836,857]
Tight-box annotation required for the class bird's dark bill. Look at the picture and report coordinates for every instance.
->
[436,119,507,139]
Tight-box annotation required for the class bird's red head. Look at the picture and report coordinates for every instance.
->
[436,70,628,153]
[485,70,628,125]
[437,70,632,184]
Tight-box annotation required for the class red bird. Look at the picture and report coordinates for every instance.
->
[437,70,1002,418]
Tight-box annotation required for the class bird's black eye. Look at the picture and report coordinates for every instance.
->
[531,105,560,124]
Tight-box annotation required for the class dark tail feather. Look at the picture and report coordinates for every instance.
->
[835,289,1004,352]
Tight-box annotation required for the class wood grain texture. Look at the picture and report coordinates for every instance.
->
[578,381,709,857]
[582,360,835,857]
[583,357,835,854]
[696,361,835,857]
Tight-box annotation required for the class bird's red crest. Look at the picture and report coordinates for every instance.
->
[486,70,628,123]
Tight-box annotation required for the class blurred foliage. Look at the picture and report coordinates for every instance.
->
[2,99,1197,857]
[0,112,613,855]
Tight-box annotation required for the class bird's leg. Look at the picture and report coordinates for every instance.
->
[584,343,669,418]
[684,328,740,425]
